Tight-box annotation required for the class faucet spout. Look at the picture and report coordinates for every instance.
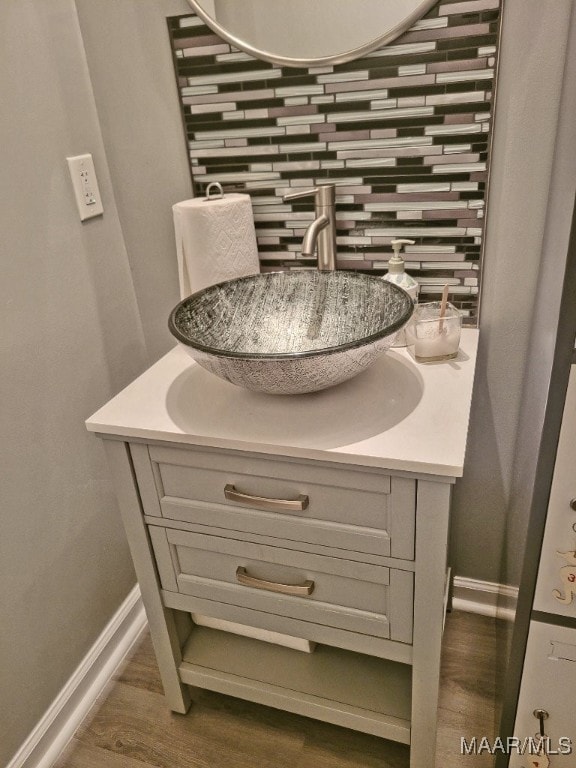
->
[302,214,329,258]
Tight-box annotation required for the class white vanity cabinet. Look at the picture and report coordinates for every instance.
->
[87,330,479,768]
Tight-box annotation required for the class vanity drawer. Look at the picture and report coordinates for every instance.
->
[133,444,415,561]
[149,526,413,644]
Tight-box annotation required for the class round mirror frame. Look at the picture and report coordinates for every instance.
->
[185,0,439,68]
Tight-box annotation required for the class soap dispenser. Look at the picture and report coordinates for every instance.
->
[383,238,419,301]
[383,238,418,347]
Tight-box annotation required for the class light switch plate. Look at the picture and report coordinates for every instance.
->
[67,153,104,221]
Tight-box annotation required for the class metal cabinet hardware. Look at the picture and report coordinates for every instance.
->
[224,483,309,512]
[236,566,315,596]
[533,708,549,738]
[570,498,576,512]
[282,184,337,271]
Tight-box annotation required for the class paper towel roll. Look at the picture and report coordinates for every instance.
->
[173,189,260,299]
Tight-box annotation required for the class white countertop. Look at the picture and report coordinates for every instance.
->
[86,329,479,478]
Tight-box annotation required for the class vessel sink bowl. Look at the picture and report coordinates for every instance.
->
[169,271,413,395]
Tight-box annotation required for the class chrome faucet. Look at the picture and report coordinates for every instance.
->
[283,184,337,271]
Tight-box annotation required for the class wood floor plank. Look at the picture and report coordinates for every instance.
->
[114,634,164,696]
[74,681,304,768]
[435,611,497,767]
[54,610,499,768]
[55,740,151,768]
[297,721,410,768]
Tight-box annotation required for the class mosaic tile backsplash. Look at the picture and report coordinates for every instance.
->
[168,0,501,323]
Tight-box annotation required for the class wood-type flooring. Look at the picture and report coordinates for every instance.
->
[54,610,498,768]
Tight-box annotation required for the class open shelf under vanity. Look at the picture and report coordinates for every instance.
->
[179,625,412,744]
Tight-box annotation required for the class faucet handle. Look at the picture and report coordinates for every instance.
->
[283,183,335,206]
[282,187,320,202]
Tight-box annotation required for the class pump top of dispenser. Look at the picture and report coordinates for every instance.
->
[388,238,415,274]
[384,239,418,301]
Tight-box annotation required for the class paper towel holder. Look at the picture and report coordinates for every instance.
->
[204,181,224,201]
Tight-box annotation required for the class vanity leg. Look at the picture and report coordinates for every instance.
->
[102,439,191,714]
[410,480,452,768]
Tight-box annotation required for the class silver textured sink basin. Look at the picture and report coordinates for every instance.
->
[169,271,413,394]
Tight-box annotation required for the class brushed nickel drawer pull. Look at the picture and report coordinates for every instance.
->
[224,483,309,512]
[235,566,315,596]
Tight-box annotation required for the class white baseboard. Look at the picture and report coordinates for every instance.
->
[452,575,519,621]
[7,585,147,768]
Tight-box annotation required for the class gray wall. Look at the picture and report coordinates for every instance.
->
[451,0,574,582]
[75,0,193,363]
[496,0,576,589]
[0,1,148,763]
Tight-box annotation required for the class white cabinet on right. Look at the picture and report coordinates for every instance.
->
[512,364,576,766]
[510,621,576,767]
[533,365,576,617]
